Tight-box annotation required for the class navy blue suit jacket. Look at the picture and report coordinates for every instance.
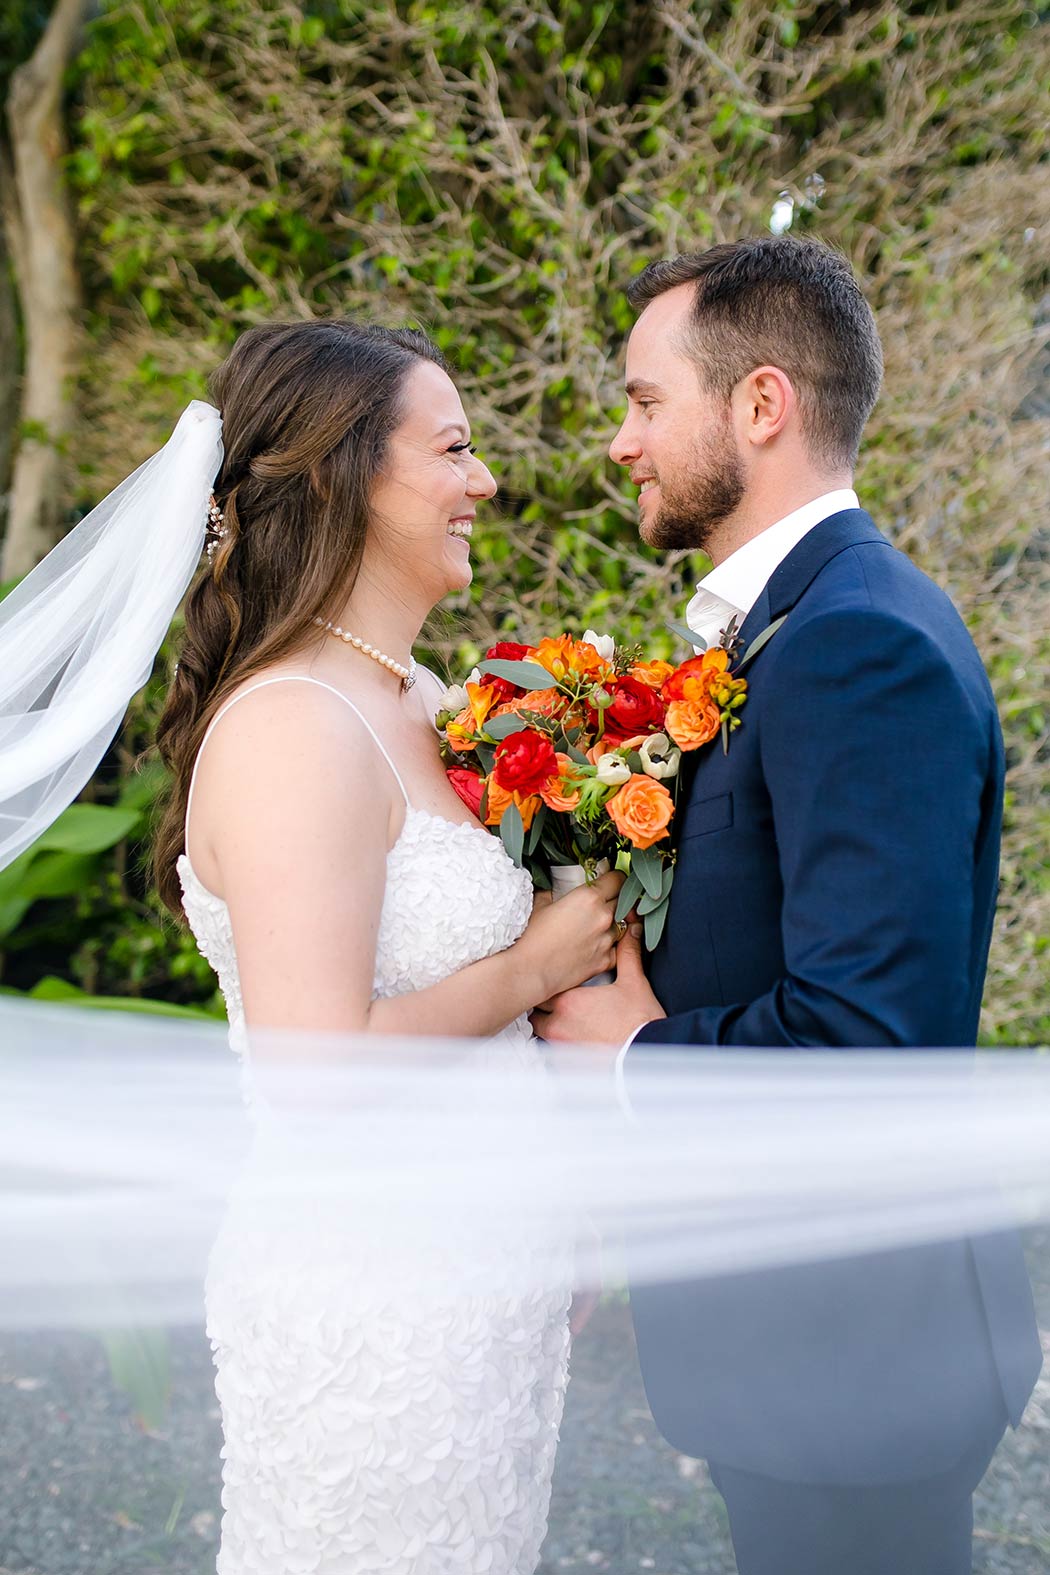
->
[627,509,1042,1483]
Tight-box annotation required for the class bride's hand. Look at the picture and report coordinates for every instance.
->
[517,870,624,1004]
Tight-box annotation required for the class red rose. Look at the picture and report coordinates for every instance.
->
[484,641,532,664]
[447,767,485,820]
[480,642,534,703]
[594,675,666,742]
[493,729,559,797]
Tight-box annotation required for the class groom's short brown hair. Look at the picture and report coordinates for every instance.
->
[626,236,883,470]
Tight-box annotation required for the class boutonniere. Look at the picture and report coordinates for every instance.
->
[663,612,788,754]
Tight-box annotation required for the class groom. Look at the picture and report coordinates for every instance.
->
[533,236,1042,1573]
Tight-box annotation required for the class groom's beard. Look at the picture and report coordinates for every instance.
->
[642,427,747,554]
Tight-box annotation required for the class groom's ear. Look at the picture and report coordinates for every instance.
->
[737,365,795,447]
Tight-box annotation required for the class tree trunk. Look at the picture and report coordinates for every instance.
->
[0,0,85,582]
[0,177,20,564]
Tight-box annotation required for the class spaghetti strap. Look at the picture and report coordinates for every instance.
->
[184,675,411,862]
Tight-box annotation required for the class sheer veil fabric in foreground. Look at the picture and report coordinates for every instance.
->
[3,1002,1049,1321]
[3,1005,1048,1571]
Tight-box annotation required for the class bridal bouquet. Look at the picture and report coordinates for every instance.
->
[435,630,747,948]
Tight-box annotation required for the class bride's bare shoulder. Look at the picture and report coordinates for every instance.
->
[194,665,384,795]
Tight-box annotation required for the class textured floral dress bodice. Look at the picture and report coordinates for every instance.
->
[176,675,571,1575]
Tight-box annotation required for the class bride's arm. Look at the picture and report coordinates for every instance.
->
[366,880,619,1037]
[198,685,618,1037]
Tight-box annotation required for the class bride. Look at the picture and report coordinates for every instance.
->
[157,318,626,1574]
[0,317,623,1573]
[153,320,619,1044]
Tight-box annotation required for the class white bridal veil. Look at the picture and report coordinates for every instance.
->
[2,1001,1049,1329]
[0,401,222,870]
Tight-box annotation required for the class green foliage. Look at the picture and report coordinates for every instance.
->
[98,1327,171,1431]
[0,622,224,1016]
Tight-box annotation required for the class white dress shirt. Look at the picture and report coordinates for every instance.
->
[613,489,860,1112]
[682,488,859,652]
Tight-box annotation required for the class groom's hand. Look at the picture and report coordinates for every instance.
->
[530,921,665,1049]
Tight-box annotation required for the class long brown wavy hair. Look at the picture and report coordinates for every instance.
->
[153,318,449,919]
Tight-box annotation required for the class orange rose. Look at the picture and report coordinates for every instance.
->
[662,649,729,703]
[665,694,722,751]
[629,659,675,689]
[491,687,566,722]
[540,753,584,812]
[605,773,674,850]
[483,777,541,830]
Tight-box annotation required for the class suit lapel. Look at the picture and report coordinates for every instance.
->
[673,511,888,806]
[726,510,889,674]
[764,508,887,622]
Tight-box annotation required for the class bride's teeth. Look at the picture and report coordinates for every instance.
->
[448,521,473,538]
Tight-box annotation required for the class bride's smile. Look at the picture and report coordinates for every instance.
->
[367,357,496,601]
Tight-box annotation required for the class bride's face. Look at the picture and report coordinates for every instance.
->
[368,361,497,601]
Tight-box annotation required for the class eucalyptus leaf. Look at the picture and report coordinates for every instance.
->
[499,800,525,867]
[526,803,548,854]
[541,832,568,865]
[631,845,663,902]
[614,868,644,924]
[644,894,671,950]
[739,614,788,669]
[565,744,590,766]
[531,865,551,891]
[637,863,674,915]
[478,658,554,689]
[665,619,706,650]
[484,712,531,741]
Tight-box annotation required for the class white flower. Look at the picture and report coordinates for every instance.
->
[595,752,632,786]
[582,629,616,662]
[465,667,481,687]
[436,682,469,719]
[638,732,681,780]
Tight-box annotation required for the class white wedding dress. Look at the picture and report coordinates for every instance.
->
[177,675,572,1575]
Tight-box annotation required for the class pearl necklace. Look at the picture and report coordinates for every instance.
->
[313,617,417,693]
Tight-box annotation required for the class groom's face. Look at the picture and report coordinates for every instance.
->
[609,283,746,552]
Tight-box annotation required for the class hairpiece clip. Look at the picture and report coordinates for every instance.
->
[205,494,228,562]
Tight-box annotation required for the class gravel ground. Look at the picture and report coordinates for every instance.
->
[2,1237,1047,1575]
